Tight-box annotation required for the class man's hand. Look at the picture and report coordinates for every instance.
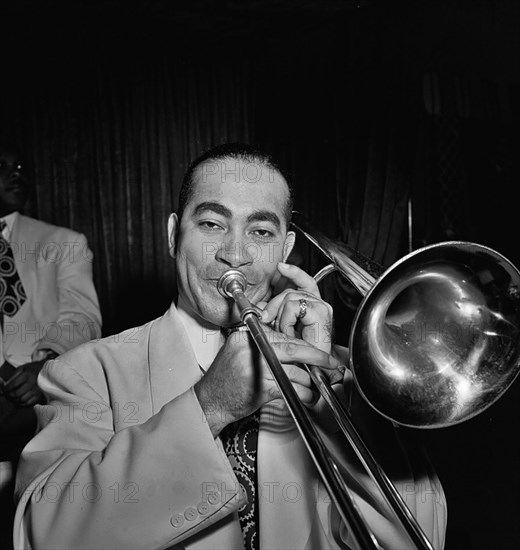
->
[195,324,342,437]
[1,360,46,407]
[261,262,335,355]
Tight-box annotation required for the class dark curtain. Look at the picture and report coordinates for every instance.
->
[2,53,256,335]
[1,36,414,337]
[251,14,421,338]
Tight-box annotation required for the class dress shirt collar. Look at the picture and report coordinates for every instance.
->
[175,295,225,372]
[0,211,19,241]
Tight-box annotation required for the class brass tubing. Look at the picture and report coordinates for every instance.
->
[305,365,434,550]
[218,270,381,550]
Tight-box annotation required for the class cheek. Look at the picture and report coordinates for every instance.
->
[175,250,197,291]
[251,242,286,265]
[177,239,207,269]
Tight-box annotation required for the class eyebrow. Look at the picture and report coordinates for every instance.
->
[191,201,282,229]
[246,210,281,229]
[192,202,232,218]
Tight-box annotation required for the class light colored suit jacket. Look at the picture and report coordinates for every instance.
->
[13,304,446,550]
[1,213,102,366]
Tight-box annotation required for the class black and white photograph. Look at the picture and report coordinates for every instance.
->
[1,1,519,549]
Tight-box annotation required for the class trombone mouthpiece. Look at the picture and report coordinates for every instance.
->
[217,270,247,298]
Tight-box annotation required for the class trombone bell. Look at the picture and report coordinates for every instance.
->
[291,212,520,429]
[351,241,520,428]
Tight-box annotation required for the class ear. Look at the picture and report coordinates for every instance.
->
[282,231,296,262]
[167,213,179,259]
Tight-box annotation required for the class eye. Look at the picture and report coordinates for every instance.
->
[199,221,224,232]
[250,228,275,239]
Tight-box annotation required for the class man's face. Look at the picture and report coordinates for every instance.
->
[0,149,30,216]
[171,158,295,327]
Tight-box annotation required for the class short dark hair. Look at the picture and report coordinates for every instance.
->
[177,143,294,225]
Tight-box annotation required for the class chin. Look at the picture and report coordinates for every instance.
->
[203,302,243,328]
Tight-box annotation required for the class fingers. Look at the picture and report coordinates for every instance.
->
[292,383,319,406]
[262,290,333,341]
[3,368,24,390]
[278,364,319,406]
[262,272,321,327]
[268,330,341,371]
[16,389,38,406]
[332,343,350,365]
[5,379,31,400]
[279,293,332,337]
[324,365,347,385]
[274,335,346,391]
[23,395,41,407]
[282,363,312,388]
[277,263,321,296]
[9,382,33,400]
[3,369,41,405]
[4,386,41,406]
[220,324,342,416]
[262,262,321,325]
[3,370,30,393]
[228,324,344,387]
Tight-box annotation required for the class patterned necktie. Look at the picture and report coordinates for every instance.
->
[0,220,27,317]
[221,411,260,550]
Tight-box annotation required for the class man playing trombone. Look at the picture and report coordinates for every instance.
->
[13,143,447,549]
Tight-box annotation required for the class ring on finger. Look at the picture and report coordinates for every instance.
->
[298,298,308,320]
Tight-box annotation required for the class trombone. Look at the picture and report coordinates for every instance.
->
[216,211,520,550]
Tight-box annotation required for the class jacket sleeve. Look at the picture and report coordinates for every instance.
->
[13,357,242,550]
[31,232,102,358]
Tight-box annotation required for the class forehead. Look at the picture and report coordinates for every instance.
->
[0,150,18,161]
[188,157,289,219]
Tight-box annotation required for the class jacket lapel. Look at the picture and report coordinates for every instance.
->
[148,306,245,550]
[147,303,203,413]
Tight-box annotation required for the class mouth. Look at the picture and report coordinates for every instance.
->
[206,275,258,298]
[207,275,257,286]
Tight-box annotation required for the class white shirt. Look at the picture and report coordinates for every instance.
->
[0,210,18,241]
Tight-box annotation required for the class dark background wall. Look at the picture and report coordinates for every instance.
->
[1,1,519,549]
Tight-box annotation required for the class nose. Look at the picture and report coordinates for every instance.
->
[215,236,255,269]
